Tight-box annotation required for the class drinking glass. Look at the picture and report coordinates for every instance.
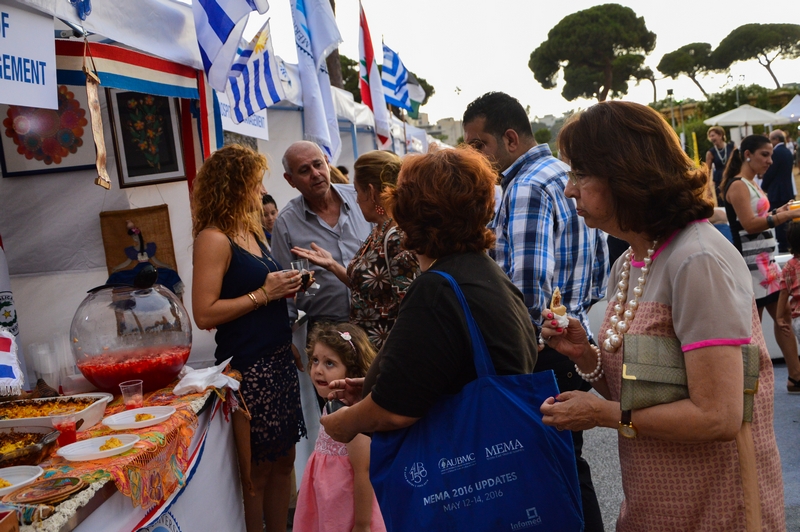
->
[119,379,144,410]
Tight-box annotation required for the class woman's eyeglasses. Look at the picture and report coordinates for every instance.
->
[567,171,588,187]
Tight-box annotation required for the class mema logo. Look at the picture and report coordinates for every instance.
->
[485,439,524,460]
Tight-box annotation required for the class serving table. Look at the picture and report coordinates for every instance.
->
[7,384,244,532]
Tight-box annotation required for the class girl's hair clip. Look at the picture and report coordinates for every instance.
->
[338,331,355,353]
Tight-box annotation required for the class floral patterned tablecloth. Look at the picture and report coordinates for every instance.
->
[35,385,211,510]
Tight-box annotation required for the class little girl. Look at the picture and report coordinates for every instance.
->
[777,221,800,393]
[293,323,386,532]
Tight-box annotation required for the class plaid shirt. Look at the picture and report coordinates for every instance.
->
[491,144,609,338]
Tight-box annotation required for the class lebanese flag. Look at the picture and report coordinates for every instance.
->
[358,3,391,144]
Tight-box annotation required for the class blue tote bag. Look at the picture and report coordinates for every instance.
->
[370,271,583,532]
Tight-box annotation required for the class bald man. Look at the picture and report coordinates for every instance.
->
[272,141,372,327]
[762,130,796,251]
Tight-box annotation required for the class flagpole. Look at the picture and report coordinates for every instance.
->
[402,107,408,155]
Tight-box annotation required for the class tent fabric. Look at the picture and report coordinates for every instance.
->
[56,40,199,99]
[704,104,791,126]
[777,94,800,123]
[15,0,203,70]
[332,87,357,125]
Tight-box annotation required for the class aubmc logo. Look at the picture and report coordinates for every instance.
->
[437,453,476,473]
[485,439,524,460]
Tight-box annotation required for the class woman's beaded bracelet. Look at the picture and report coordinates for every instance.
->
[575,344,604,382]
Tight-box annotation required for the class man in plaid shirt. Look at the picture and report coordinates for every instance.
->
[464,92,609,532]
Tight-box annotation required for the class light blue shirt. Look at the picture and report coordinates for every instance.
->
[272,184,373,322]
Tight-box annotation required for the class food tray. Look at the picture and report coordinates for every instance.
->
[0,394,110,433]
[0,427,59,468]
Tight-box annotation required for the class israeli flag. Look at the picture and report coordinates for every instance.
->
[193,0,270,92]
[225,20,285,124]
[381,44,413,112]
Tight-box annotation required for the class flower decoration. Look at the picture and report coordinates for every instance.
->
[339,332,352,341]
[2,85,88,165]
[123,94,165,169]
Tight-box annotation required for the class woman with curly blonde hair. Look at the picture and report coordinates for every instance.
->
[191,144,306,532]
[292,151,420,349]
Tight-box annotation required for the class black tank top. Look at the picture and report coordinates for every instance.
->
[214,237,292,369]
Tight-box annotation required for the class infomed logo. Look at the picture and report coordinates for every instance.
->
[485,439,524,460]
[510,507,542,529]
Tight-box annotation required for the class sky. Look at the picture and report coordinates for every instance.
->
[244,0,799,124]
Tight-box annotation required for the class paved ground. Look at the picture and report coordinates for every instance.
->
[582,361,800,531]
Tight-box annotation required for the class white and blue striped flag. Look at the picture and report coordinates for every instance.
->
[192,0,270,92]
[291,0,342,164]
[381,44,413,112]
[225,19,285,124]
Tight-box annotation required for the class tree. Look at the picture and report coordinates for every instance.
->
[325,0,343,88]
[657,43,713,98]
[632,65,657,103]
[341,55,360,102]
[534,128,551,144]
[528,4,656,102]
[713,24,800,88]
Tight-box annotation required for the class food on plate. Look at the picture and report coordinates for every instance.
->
[0,478,10,488]
[550,287,570,327]
[99,437,123,451]
[134,413,155,422]
[0,432,42,454]
[0,398,95,420]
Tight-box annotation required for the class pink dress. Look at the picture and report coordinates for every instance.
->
[293,421,386,532]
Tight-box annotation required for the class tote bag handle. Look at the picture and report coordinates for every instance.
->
[430,270,496,377]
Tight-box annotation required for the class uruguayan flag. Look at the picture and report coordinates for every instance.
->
[192,0,270,92]
[225,20,285,124]
[381,44,413,112]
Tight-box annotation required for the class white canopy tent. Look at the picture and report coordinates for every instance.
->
[777,94,800,123]
[704,104,791,127]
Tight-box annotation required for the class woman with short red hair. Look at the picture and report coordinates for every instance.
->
[320,148,537,440]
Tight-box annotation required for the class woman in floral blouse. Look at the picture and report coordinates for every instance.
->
[292,151,419,348]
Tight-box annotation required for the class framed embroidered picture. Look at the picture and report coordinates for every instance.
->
[0,84,97,177]
[107,89,185,188]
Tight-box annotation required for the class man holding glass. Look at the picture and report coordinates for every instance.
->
[272,141,372,330]
[464,92,609,532]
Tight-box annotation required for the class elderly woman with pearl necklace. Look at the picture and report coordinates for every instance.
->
[539,101,786,531]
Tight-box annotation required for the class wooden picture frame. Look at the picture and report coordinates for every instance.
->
[107,89,185,188]
[0,84,96,177]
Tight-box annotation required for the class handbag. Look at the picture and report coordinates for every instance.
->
[369,271,584,532]
[619,334,760,422]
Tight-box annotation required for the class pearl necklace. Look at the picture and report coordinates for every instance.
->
[713,144,729,166]
[602,242,656,353]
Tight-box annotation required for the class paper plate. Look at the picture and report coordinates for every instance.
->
[0,465,43,496]
[102,406,175,430]
[56,434,139,462]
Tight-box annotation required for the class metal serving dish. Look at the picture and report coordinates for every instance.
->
[0,394,110,432]
[0,427,60,467]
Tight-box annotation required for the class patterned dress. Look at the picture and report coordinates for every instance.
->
[601,221,785,531]
[346,220,419,349]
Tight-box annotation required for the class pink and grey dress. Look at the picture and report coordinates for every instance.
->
[601,221,785,531]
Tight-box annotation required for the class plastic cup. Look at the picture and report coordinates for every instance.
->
[291,259,314,297]
[119,379,144,410]
[52,414,77,447]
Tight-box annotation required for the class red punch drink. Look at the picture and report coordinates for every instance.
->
[77,346,190,393]
[52,417,77,446]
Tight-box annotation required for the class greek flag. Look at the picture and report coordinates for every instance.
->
[381,44,413,112]
[225,20,285,124]
[192,0,270,92]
